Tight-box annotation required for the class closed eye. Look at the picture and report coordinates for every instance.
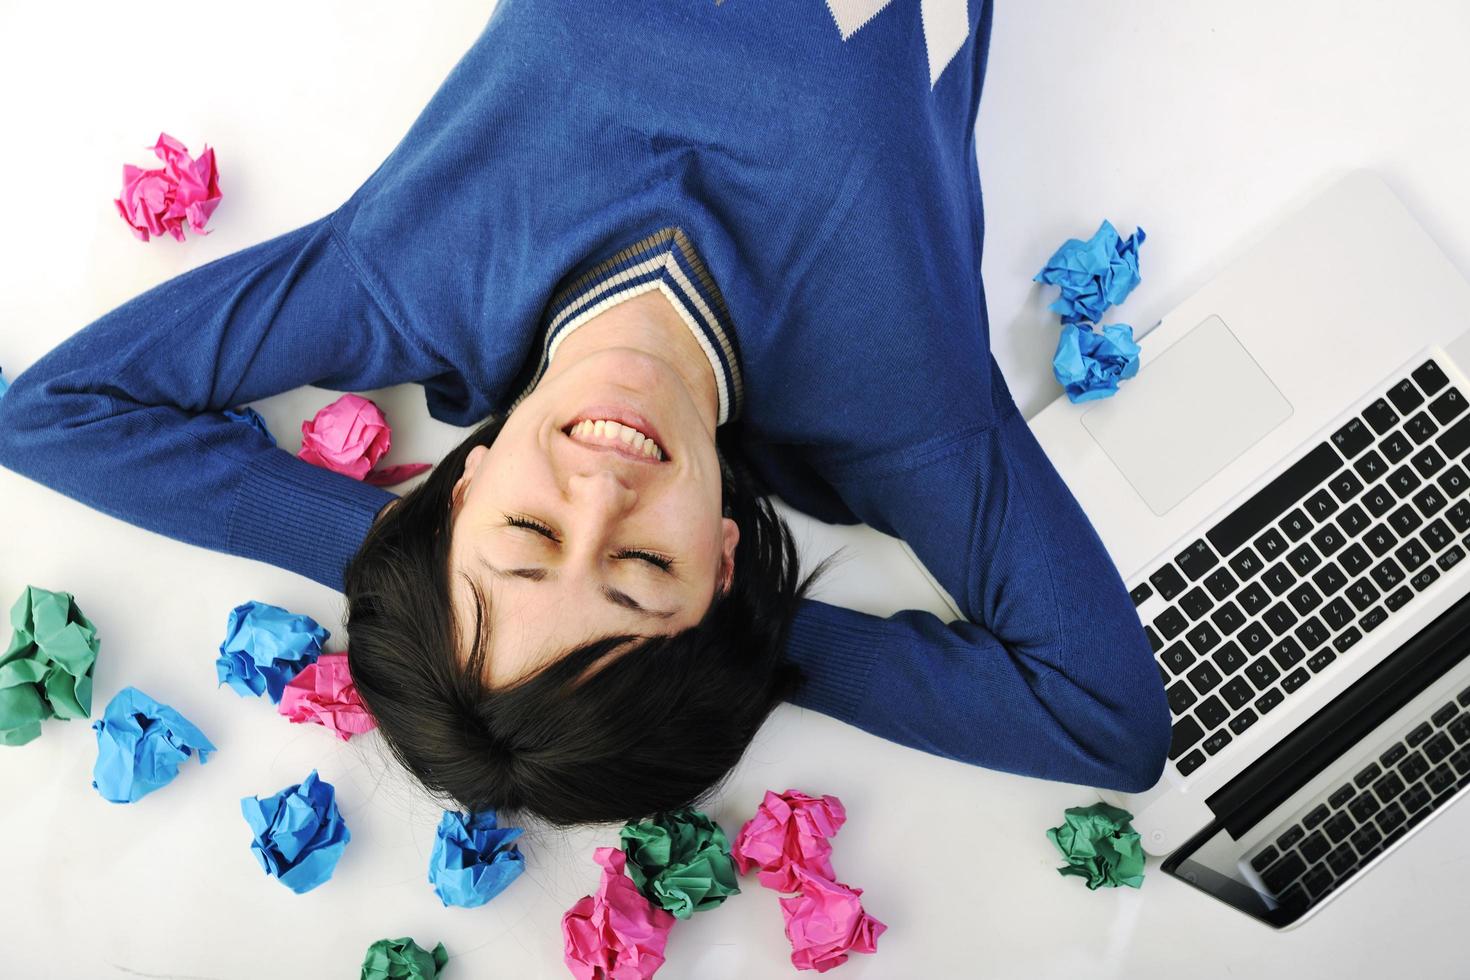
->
[505,513,558,541]
[506,514,673,572]
[617,549,674,572]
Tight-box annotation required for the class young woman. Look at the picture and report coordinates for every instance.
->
[0,1,1170,826]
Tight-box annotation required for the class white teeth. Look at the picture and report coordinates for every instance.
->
[641,440,655,457]
[569,418,666,460]
[594,420,607,437]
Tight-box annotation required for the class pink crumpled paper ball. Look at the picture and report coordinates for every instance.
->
[114,133,222,242]
[297,393,430,487]
[562,847,675,980]
[778,865,887,973]
[732,789,847,893]
[277,653,376,741]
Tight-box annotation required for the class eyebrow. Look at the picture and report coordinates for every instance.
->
[476,556,677,619]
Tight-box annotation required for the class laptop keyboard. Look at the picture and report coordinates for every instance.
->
[1129,356,1470,779]
[1245,681,1470,913]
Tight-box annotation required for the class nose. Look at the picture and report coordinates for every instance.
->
[567,468,637,519]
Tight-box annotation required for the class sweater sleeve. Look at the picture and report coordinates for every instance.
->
[0,212,451,591]
[781,382,1173,793]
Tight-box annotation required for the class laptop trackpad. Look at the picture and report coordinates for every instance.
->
[1081,314,1292,516]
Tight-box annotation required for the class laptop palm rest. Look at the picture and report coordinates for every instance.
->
[1081,314,1293,516]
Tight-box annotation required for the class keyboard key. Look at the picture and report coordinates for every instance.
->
[1364,523,1398,556]
[1145,625,1163,653]
[1167,681,1198,715]
[1239,621,1272,654]
[1180,586,1214,620]
[1169,716,1206,759]
[1381,429,1415,463]
[1270,637,1305,669]
[1304,489,1339,522]
[1334,625,1362,657]
[1427,761,1458,794]
[1388,503,1423,536]
[1355,449,1389,483]
[1395,538,1431,572]
[1349,792,1381,822]
[1437,544,1465,572]
[1430,386,1467,425]
[1449,500,1470,533]
[1389,377,1427,413]
[1355,762,1383,789]
[1363,485,1396,518]
[1329,783,1357,808]
[1281,667,1310,694]
[1161,642,1196,674]
[1287,582,1322,616]
[1211,601,1246,635]
[1436,413,1470,458]
[1383,585,1414,613]
[1337,505,1370,537]
[1263,563,1296,595]
[1228,708,1259,736]
[1387,464,1422,498]
[1295,616,1330,651]
[1350,823,1383,855]
[1412,359,1449,395]
[1413,483,1448,517]
[1438,464,1470,497]
[1380,743,1408,768]
[1323,811,1355,844]
[1250,844,1281,873]
[1154,607,1188,640]
[1238,582,1271,615]
[1196,695,1229,729]
[1299,830,1331,863]
[1331,417,1374,458]
[1323,599,1355,631]
[1310,523,1347,557]
[1229,547,1264,581]
[1330,470,1366,503]
[1213,641,1248,675]
[1280,508,1313,541]
[1346,578,1380,610]
[1176,749,1207,777]
[1176,539,1219,581]
[1264,601,1298,635]
[1325,844,1358,878]
[1287,543,1322,575]
[1220,675,1255,709]
[1363,398,1400,434]
[1370,557,1405,591]
[1410,565,1440,591]
[1340,545,1372,580]
[1255,687,1285,715]
[1186,621,1222,655]
[1149,565,1187,601]
[1461,683,1470,707]
[1306,648,1336,673]
[1303,804,1331,829]
[1262,852,1307,894]
[1375,801,1407,834]
[1247,657,1281,690]
[1448,745,1470,774]
[1256,529,1288,562]
[1203,567,1239,601]
[1407,410,1441,444]
[1449,713,1470,744]
[1372,771,1406,802]
[1413,445,1447,479]
[1401,782,1433,814]
[1202,728,1233,755]
[1407,722,1434,747]
[1359,606,1389,633]
[1432,701,1459,727]
[1207,443,1341,557]
[1311,562,1348,597]
[1187,660,1223,694]
[1425,732,1455,764]
[1130,582,1153,606]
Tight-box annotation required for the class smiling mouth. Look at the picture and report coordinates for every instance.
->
[564,418,667,461]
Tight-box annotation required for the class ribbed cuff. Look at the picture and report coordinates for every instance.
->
[783,600,883,725]
[227,449,397,591]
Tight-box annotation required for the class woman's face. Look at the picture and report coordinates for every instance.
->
[447,341,738,688]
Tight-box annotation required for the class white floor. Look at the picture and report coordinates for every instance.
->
[3,2,1470,977]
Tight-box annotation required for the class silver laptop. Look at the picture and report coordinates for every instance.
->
[1017,171,1470,928]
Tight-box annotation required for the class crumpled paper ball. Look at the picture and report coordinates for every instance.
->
[360,937,448,980]
[732,789,847,893]
[224,406,277,447]
[0,585,100,746]
[297,394,430,487]
[278,653,376,741]
[778,865,887,974]
[216,600,328,703]
[1052,322,1141,403]
[1045,801,1146,890]
[562,846,675,980]
[619,807,741,919]
[428,809,525,908]
[241,769,351,894]
[114,133,222,243]
[1033,219,1146,325]
[91,686,215,803]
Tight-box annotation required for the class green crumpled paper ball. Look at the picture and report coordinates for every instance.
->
[619,806,741,919]
[1045,801,1146,890]
[360,937,448,980]
[0,586,100,746]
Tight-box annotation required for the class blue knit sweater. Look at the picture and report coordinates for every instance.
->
[0,1,1171,792]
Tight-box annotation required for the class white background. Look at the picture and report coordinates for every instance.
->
[3,1,1470,977]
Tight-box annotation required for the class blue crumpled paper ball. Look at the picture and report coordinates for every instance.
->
[428,809,525,908]
[1053,323,1141,403]
[216,601,328,703]
[91,686,215,803]
[223,406,277,447]
[241,769,351,894]
[1034,220,1146,325]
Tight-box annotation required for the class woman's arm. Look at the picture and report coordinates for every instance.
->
[781,377,1172,793]
[0,212,449,590]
